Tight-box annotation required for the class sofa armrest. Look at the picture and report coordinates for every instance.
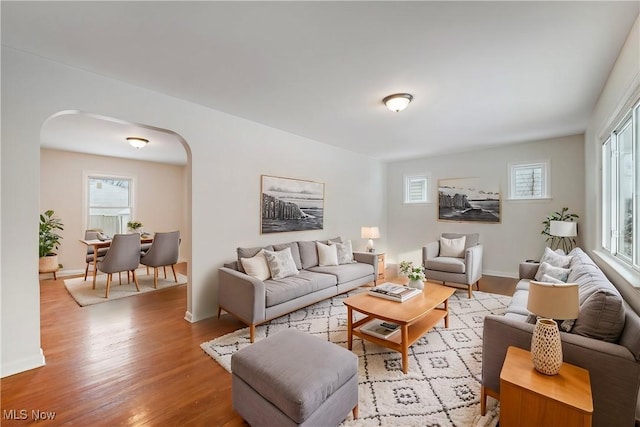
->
[422,241,440,266]
[519,262,539,280]
[218,267,266,324]
[353,252,378,276]
[482,314,640,427]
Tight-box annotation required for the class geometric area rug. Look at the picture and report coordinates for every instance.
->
[201,287,510,426]
[63,268,187,307]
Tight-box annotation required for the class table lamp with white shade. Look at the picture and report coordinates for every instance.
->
[361,226,380,253]
[526,281,580,375]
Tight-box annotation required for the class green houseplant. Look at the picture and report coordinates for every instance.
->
[399,261,426,289]
[39,209,64,274]
[127,220,143,233]
[541,207,579,253]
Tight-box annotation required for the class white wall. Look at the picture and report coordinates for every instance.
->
[386,135,585,277]
[39,148,189,274]
[584,15,640,305]
[1,48,386,376]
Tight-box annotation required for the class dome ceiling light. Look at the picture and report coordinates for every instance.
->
[383,93,413,112]
[126,137,149,149]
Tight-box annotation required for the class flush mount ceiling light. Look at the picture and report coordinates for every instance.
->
[126,137,149,149]
[383,93,413,112]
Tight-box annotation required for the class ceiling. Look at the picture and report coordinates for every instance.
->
[2,1,639,163]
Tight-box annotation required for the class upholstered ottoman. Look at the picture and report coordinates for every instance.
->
[231,329,359,426]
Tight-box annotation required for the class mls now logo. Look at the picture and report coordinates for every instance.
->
[3,409,28,420]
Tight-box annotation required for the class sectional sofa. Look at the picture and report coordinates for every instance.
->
[218,238,376,342]
[481,247,640,427]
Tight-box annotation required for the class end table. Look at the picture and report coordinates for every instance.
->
[499,346,593,427]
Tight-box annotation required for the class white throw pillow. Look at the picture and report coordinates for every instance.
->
[316,241,339,266]
[539,246,572,269]
[240,249,271,281]
[439,236,466,258]
[263,247,299,280]
[540,273,566,284]
[329,239,354,265]
[534,261,570,282]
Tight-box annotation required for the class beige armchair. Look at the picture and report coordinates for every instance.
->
[422,232,483,298]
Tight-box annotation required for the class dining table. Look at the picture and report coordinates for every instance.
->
[80,236,153,288]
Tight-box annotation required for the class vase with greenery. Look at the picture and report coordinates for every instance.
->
[39,209,63,274]
[399,261,426,290]
[541,207,579,253]
[127,220,143,233]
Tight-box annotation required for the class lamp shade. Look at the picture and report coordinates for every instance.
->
[527,281,579,320]
[382,93,413,112]
[550,220,577,237]
[361,226,380,239]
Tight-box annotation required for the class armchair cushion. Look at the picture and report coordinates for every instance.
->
[439,236,466,258]
[424,257,466,274]
[442,232,479,249]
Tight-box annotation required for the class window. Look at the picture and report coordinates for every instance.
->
[602,99,639,269]
[404,175,429,204]
[87,175,133,236]
[509,161,549,200]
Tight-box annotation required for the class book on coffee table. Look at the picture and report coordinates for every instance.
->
[360,319,401,339]
[368,283,421,302]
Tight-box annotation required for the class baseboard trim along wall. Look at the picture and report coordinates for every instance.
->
[1,349,45,378]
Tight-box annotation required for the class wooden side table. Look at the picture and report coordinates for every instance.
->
[500,346,593,427]
[375,253,385,283]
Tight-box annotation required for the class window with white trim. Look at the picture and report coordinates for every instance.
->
[602,99,639,270]
[509,161,550,200]
[404,175,429,204]
[87,175,133,236]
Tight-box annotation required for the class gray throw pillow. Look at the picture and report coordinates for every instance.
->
[263,247,299,280]
[539,246,572,269]
[572,289,625,343]
[329,239,354,265]
[540,273,565,284]
[534,262,570,282]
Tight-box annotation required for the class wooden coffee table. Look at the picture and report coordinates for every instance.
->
[343,283,455,374]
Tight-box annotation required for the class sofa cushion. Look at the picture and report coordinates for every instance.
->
[442,232,479,249]
[425,257,465,274]
[240,249,271,281]
[264,270,337,307]
[572,289,625,343]
[264,247,299,280]
[539,246,572,269]
[316,242,338,266]
[272,242,302,270]
[297,240,319,269]
[540,273,565,284]
[534,262,569,282]
[237,245,274,273]
[440,236,466,258]
[329,239,354,264]
[307,263,374,284]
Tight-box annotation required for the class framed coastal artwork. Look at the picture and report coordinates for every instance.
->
[260,175,325,234]
[438,177,501,223]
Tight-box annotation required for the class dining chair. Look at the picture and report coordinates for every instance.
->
[96,233,142,298]
[140,231,180,288]
[84,229,109,280]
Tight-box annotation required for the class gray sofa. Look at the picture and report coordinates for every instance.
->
[481,247,640,427]
[218,238,376,343]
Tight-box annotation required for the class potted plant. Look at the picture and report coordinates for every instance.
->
[399,261,426,289]
[127,220,143,234]
[541,207,579,253]
[39,210,63,274]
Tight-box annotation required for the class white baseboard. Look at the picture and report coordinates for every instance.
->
[1,348,45,378]
[184,310,193,323]
[483,269,519,279]
[39,269,84,278]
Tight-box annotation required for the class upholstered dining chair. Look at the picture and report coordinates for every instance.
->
[140,231,180,288]
[422,232,483,298]
[84,229,109,280]
[96,233,142,298]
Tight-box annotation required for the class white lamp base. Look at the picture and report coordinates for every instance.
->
[366,239,375,253]
[531,318,563,375]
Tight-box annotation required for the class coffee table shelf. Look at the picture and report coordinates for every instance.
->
[344,284,455,374]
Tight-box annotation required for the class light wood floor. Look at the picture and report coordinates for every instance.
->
[1,266,515,425]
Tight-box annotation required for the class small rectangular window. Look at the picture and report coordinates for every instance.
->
[509,161,549,200]
[404,175,429,204]
[87,176,133,236]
